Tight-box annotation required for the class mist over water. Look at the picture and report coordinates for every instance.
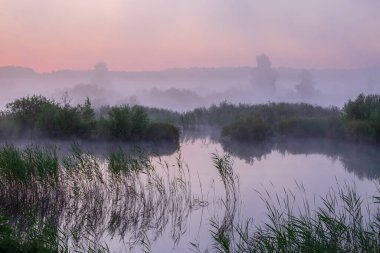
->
[0,131,378,252]
[1,0,380,251]
[1,57,379,111]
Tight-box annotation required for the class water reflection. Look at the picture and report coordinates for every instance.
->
[1,134,379,252]
[0,138,179,158]
[221,138,380,180]
[0,143,206,252]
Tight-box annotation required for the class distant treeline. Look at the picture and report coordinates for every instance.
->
[1,94,379,143]
[128,93,380,143]
[179,94,380,142]
[0,95,179,142]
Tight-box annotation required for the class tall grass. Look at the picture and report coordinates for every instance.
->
[212,154,240,235]
[0,143,207,252]
[201,153,380,253]
[210,182,380,253]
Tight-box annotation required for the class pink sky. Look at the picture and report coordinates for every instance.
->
[1,0,380,72]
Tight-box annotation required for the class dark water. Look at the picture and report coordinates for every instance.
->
[1,133,379,252]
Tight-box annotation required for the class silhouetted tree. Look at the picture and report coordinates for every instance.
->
[295,70,318,99]
[91,62,111,86]
[251,54,277,96]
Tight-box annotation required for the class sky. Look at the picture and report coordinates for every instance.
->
[1,0,380,72]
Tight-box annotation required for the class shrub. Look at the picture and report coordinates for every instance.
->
[6,95,54,131]
[106,105,150,141]
[277,117,331,138]
[344,120,378,142]
[36,103,82,138]
[77,97,96,138]
[222,117,272,141]
[343,93,380,122]
[0,114,19,138]
[144,123,179,142]
[107,106,133,140]
[326,116,345,138]
[130,106,149,138]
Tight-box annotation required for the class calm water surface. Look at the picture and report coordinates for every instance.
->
[1,133,379,253]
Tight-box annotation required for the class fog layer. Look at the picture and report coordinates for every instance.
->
[0,58,379,111]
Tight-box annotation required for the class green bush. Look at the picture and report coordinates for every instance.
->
[144,107,181,124]
[222,117,272,141]
[144,123,180,142]
[327,116,345,138]
[181,101,340,127]
[1,96,179,142]
[106,105,149,140]
[277,117,330,138]
[0,114,19,138]
[344,120,378,142]
[107,106,133,140]
[4,96,96,139]
[343,93,380,122]
[6,95,54,131]
[37,104,82,138]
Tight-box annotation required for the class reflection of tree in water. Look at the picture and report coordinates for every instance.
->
[221,140,275,164]
[0,144,206,251]
[181,126,221,144]
[337,143,380,180]
[0,139,179,159]
[221,139,380,180]
[277,140,380,180]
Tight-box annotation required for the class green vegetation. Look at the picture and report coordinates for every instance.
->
[215,94,379,142]
[0,95,179,143]
[181,100,342,141]
[210,185,380,253]
[2,93,380,143]
[0,144,379,252]
[108,146,150,174]
[277,117,343,138]
[222,117,272,141]
[206,153,380,253]
[342,94,380,142]
[180,101,339,127]
[145,122,180,142]
[0,144,203,252]
[0,215,58,253]
[0,145,58,182]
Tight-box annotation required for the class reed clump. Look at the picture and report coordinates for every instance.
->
[210,183,380,253]
[0,145,58,183]
[0,143,206,252]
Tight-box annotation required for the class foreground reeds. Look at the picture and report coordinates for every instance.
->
[1,146,380,252]
[0,144,206,252]
[208,154,380,253]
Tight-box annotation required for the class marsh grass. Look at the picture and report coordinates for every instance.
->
[196,153,380,253]
[210,181,380,253]
[193,153,241,253]
[0,143,207,252]
[0,144,58,182]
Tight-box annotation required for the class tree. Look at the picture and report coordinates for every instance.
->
[295,70,318,99]
[91,62,111,86]
[251,54,277,96]
[6,95,55,129]
[78,97,96,138]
